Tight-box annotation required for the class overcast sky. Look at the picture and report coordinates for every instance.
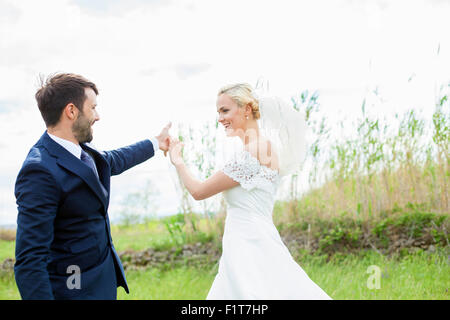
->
[0,0,449,226]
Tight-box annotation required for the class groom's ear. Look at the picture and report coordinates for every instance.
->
[63,103,79,121]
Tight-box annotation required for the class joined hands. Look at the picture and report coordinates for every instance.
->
[155,122,184,165]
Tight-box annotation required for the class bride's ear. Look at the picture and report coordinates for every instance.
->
[245,103,252,117]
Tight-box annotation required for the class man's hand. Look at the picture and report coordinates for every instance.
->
[156,122,172,156]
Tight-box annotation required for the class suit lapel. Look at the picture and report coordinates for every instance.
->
[81,143,111,210]
[81,144,110,190]
[41,132,109,213]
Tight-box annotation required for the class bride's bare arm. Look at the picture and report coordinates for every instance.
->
[173,163,239,200]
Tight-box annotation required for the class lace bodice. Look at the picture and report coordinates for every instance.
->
[221,150,280,194]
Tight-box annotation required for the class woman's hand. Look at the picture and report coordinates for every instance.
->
[169,137,184,166]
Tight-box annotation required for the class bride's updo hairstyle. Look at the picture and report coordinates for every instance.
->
[218,83,261,120]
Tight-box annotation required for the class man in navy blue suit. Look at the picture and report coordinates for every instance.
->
[14,73,171,299]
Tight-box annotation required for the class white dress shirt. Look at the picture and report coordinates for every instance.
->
[48,132,83,159]
[47,132,159,160]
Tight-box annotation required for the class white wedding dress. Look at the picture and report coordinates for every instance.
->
[206,149,332,300]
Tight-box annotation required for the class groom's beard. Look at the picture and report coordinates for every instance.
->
[72,112,93,144]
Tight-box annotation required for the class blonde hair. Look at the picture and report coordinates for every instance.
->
[218,83,260,120]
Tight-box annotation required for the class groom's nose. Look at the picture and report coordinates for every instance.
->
[94,110,100,122]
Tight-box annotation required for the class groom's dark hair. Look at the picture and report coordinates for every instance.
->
[35,73,98,127]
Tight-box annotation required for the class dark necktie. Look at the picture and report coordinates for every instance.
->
[80,149,99,179]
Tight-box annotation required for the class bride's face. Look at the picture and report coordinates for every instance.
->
[216,93,246,137]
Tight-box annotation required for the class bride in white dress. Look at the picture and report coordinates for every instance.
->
[168,83,332,300]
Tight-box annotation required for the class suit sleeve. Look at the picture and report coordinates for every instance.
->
[14,163,60,300]
[102,139,155,176]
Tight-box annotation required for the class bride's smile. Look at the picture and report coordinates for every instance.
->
[217,93,242,137]
[216,89,258,139]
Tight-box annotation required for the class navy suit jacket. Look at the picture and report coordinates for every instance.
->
[14,131,155,299]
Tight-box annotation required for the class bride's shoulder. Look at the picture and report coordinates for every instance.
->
[244,137,279,172]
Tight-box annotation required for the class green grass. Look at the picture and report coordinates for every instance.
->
[111,219,217,252]
[1,248,448,300]
[0,240,14,261]
[296,249,449,299]
[0,271,19,300]
[111,221,178,252]
[117,266,217,300]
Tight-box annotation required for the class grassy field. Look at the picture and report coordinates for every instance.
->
[110,218,218,252]
[0,240,14,262]
[1,236,448,300]
[119,248,450,300]
[118,248,450,300]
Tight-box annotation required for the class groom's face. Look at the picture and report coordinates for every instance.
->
[72,88,100,143]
